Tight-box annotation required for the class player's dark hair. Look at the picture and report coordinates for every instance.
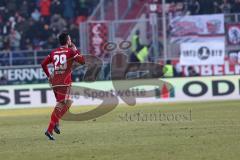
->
[58,32,69,45]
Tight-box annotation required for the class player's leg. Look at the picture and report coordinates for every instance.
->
[55,86,73,119]
[51,99,73,135]
[56,99,73,118]
[47,102,64,133]
[45,102,65,140]
[48,86,72,132]
[45,86,66,140]
[45,86,73,140]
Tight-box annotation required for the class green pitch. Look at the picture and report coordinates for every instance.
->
[0,101,240,160]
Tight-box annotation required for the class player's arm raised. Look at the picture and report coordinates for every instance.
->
[70,43,85,65]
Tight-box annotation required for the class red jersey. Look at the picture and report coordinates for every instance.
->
[41,47,85,86]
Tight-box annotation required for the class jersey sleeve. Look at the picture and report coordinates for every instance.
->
[72,49,85,64]
[41,54,52,78]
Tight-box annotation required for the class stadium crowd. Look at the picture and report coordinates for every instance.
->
[160,0,240,15]
[0,0,239,82]
[0,0,98,51]
[0,0,239,51]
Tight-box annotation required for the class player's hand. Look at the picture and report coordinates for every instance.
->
[70,42,77,51]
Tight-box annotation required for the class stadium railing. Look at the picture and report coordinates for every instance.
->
[89,0,136,21]
[0,49,51,66]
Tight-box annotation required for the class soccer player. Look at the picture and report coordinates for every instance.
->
[41,32,85,140]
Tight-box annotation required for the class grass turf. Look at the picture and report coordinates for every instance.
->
[0,101,240,160]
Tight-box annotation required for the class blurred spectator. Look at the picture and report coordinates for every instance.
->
[137,45,149,63]
[9,16,16,30]
[220,0,231,14]
[174,62,183,77]
[198,0,214,14]
[6,0,17,15]
[3,36,10,51]
[9,29,21,50]
[103,63,111,80]
[130,52,139,63]
[188,0,200,15]
[213,0,221,13]
[39,0,51,20]
[231,0,240,13]
[0,1,6,9]
[20,0,29,18]
[131,30,142,53]
[50,14,67,32]
[163,60,174,77]
[187,66,199,77]
[0,34,3,49]
[31,9,41,22]
[77,0,95,16]
[63,0,76,20]
[130,44,149,63]
[50,0,62,15]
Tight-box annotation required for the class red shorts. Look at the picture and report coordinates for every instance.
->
[52,86,71,102]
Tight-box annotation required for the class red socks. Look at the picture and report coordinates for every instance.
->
[47,111,58,134]
[47,105,70,134]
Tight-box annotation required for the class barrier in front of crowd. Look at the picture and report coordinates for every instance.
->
[0,75,239,109]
